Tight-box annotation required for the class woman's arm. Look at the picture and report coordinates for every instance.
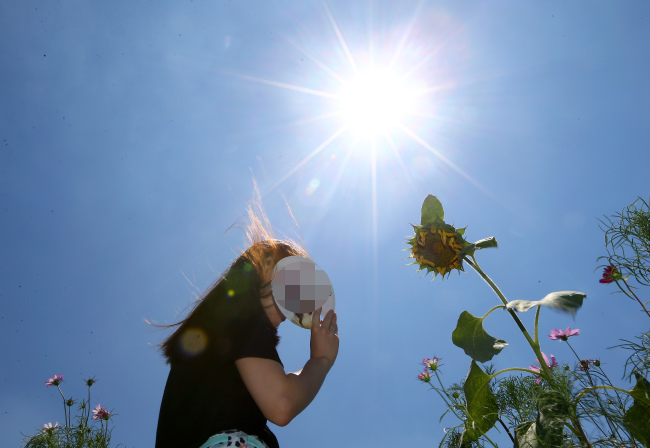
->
[235,309,339,427]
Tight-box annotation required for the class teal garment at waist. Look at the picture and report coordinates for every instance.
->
[199,430,270,448]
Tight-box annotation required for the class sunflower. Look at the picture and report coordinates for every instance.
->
[406,195,497,279]
[412,226,465,275]
[408,223,468,277]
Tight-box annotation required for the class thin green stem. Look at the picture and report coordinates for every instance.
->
[498,418,516,444]
[56,385,70,442]
[86,386,91,428]
[482,305,506,320]
[574,385,633,406]
[617,277,650,319]
[565,341,617,440]
[534,306,541,346]
[466,257,555,383]
[432,371,464,422]
[481,430,500,448]
[489,367,541,380]
[564,420,579,437]
[565,419,592,448]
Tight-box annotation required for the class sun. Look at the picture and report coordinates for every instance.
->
[337,69,417,139]
[231,4,483,199]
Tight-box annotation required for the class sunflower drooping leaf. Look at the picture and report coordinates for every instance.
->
[406,195,498,279]
[506,291,587,316]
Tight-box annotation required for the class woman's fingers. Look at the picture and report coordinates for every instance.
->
[309,309,339,365]
[321,309,334,329]
[312,308,337,334]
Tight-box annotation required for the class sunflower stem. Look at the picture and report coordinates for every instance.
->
[534,305,541,346]
[465,257,555,383]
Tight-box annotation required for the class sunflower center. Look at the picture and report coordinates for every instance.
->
[412,228,465,276]
[423,232,458,267]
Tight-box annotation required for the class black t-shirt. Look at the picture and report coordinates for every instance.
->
[155,302,283,448]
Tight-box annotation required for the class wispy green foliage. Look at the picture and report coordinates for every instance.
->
[600,196,650,286]
[617,330,650,381]
[495,375,539,427]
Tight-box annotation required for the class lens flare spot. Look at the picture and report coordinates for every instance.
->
[305,178,320,196]
[227,289,235,297]
[180,327,208,357]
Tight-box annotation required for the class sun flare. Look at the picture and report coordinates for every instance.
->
[234,3,484,201]
[338,69,417,139]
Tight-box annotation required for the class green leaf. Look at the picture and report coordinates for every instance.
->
[420,194,444,226]
[506,291,586,316]
[452,311,508,363]
[514,421,538,448]
[623,373,650,446]
[463,360,498,442]
[514,390,570,448]
[458,236,498,260]
[474,236,498,249]
[535,390,570,446]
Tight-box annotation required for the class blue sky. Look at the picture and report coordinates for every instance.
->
[1,1,649,447]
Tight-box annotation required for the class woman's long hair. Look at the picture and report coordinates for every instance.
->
[153,197,309,364]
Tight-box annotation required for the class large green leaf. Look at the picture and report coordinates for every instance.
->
[420,194,444,226]
[452,311,508,363]
[506,291,586,316]
[463,360,498,442]
[623,373,650,446]
[514,390,570,448]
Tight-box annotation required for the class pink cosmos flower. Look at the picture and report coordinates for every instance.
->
[92,404,109,420]
[417,370,431,383]
[529,352,558,384]
[422,357,442,371]
[549,327,580,341]
[44,374,63,387]
[41,422,59,434]
[599,265,620,284]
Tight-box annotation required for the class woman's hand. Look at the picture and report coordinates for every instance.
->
[310,308,339,369]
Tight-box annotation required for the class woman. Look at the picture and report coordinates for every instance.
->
[154,206,339,448]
